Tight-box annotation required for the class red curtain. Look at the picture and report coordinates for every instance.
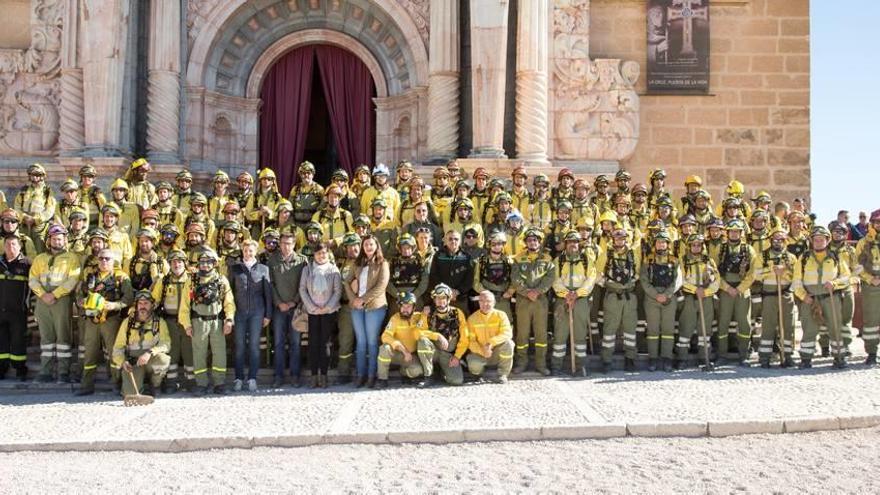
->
[259,46,315,195]
[315,45,376,175]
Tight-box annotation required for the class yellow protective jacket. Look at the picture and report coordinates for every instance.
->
[466,309,513,358]
[127,180,158,211]
[151,201,186,235]
[503,229,526,257]
[681,254,721,297]
[111,315,171,368]
[312,207,353,246]
[553,252,597,298]
[418,307,470,359]
[381,311,425,353]
[712,241,757,293]
[509,188,532,219]
[597,247,641,291]
[360,186,400,222]
[151,270,189,316]
[106,226,134,268]
[754,248,797,291]
[857,238,880,285]
[792,250,851,301]
[528,197,553,230]
[447,220,484,247]
[14,184,56,230]
[28,250,82,298]
[830,241,861,286]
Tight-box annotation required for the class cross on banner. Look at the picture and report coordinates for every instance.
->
[668,0,708,58]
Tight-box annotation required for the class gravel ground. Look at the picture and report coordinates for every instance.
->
[2,427,878,494]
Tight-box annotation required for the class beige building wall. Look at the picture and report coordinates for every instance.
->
[590,0,810,203]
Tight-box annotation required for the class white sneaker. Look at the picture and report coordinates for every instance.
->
[233,379,243,392]
[247,378,257,392]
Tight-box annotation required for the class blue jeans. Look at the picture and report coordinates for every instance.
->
[352,306,387,378]
[272,309,301,379]
[234,311,264,381]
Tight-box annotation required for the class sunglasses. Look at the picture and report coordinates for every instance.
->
[2,219,18,224]
[98,256,113,261]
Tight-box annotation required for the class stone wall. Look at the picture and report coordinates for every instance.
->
[589,0,810,202]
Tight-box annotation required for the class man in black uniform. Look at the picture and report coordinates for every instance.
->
[387,234,429,315]
[0,235,31,381]
[427,230,474,312]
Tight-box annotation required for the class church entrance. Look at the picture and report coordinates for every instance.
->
[258,44,377,194]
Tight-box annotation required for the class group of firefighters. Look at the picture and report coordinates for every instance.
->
[0,157,877,396]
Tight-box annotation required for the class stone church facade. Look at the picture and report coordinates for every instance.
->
[0,0,809,200]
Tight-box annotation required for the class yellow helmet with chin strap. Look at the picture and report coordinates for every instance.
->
[83,292,107,322]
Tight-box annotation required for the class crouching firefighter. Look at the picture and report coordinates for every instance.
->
[417,284,469,386]
[112,290,171,397]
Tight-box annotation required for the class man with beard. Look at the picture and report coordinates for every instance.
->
[447,198,484,248]
[152,181,186,235]
[267,230,308,387]
[66,208,90,257]
[1,209,36,257]
[152,249,193,393]
[259,228,280,264]
[100,204,134,267]
[112,290,171,397]
[552,231,596,377]
[712,219,757,366]
[614,170,633,196]
[75,248,134,395]
[403,202,443,249]
[29,224,81,382]
[591,175,612,214]
[124,158,158,210]
[572,179,597,229]
[416,284,467,386]
[529,175,554,230]
[180,249,235,395]
[15,163,56,254]
[247,168,283,240]
[125,228,168,292]
[107,179,141,239]
[754,227,797,369]
[290,164,330,226]
[511,228,556,375]
[551,168,575,208]
[234,172,255,213]
[56,179,90,231]
[183,194,216,248]
[157,223,183,258]
[184,223,212,273]
[208,170,232,224]
[173,170,196,216]
[367,199,398,259]
[376,291,429,388]
[429,167,454,229]
[793,226,852,370]
[216,221,244,276]
[509,166,532,220]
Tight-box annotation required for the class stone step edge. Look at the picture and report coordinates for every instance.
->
[1,414,877,453]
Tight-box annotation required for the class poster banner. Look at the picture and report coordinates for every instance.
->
[647,0,710,94]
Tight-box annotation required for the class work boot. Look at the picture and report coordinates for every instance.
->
[833,356,848,370]
[213,384,227,395]
[496,375,509,384]
[600,361,610,374]
[624,358,635,372]
[162,381,177,395]
[16,367,27,382]
[57,374,71,384]
[782,356,795,368]
[674,359,685,370]
[271,378,284,388]
[577,366,589,378]
[537,368,551,377]
[74,387,94,396]
[759,358,771,369]
[112,381,121,395]
[376,379,389,389]
[662,358,674,372]
[193,385,208,397]
[798,359,812,370]
[647,358,657,372]
[319,374,328,389]
[289,375,301,388]
[738,359,751,368]
[551,368,567,377]
[336,374,351,385]
[865,353,877,366]
[417,376,433,388]
[714,356,729,367]
[355,376,367,388]
[820,345,830,357]
[310,375,319,389]
[366,376,376,389]
[36,374,53,383]
[511,363,526,375]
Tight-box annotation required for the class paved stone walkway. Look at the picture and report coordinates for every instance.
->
[1,353,879,452]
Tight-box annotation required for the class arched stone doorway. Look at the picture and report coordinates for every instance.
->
[183,0,429,186]
[257,43,377,191]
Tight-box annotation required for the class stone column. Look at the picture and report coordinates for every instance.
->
[426,0,460,163]
[59,0,84,155]
[468,0,509,158]
[146,0,182,162]
[80,0,130,156]
[515,0,550,165]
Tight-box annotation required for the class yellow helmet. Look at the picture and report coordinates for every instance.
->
[130,158,150,170]
[111,178,129,190]
[726,180,745,195]
[258,168,276,180]
[82,292,107,318]
[599,210,619,225]
[685,175,703,186]
[576,216,595,230]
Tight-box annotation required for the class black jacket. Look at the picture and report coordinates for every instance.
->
[228,261,273,317]
[0,253,31,313]
[427,247,474,303]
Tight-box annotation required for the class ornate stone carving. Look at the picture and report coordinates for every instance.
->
[551,0,640,162]
[186,0,216,50]
[0,0,63,156]
[395,0,429,46]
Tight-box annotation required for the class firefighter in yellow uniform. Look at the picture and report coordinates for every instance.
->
[28,224,82,382]
[825,220,860,354]
[78,164,107,228]
[15,163,57,254]
[792,226,852,369]
[112,290,171,397]
[108,179,142,239]
[151,249,192,392]
[509,166,532,219]
[552,231,596,376]
[101,204,134,267]
[246,168,283,240]
[597,227,641,372]
[124,158,158,211]
[179,249,235,395]
[313,185,353,249]
[754,227,797,368]
[75,248,134,395]
[466,290,514,383]
[56,179,90,231]
[288,162,325,228]
[678,234,720,368]
[857,210,880,366]
[208,170,232,223]
[376,292,429,387]
[511,227,556,375]
[416,284,468,386]
[713,219,757,366]
[529,175,554,230]
[640,230,683,372]
[430,167,455,228]
[360,164,401,223]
